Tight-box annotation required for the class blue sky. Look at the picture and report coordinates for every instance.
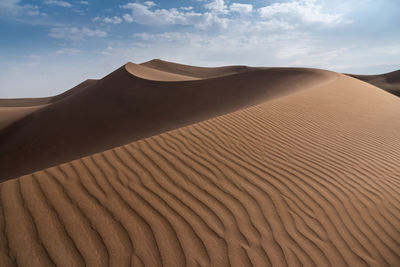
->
[1,0,399,97]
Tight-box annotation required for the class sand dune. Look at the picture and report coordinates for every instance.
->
[0,68,399,266]
[348,70,400,96]
[0,62,334,182]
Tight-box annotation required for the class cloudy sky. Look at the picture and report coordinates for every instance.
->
[1,0,399,97]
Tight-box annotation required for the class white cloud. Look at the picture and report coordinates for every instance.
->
[103,16,123,24]
[49,27,107,40]
[180,6,193,11]
[259,0,345,25]
[121,2,200,25]
[229,3,253,14]
[79,1,89,5]
[44,0,72,8]
[205,0,228,14]
[118,0,345,31]
[113,0,348,31]
[255,19,297,31]
[143,1,156,7]
[122,14,134,22]
[121,2,226,28]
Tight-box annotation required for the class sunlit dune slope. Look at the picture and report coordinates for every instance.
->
[140,59,254,79]
[0,61,334,181]
[125,62,199,81]
[348,70,400,96]
[1,73,399,267]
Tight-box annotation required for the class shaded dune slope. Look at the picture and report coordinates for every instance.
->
[0,79,97,107]
[0,62,335,181]
[348,70,400,96]
[0,79,97,130]
[1,74,399,266]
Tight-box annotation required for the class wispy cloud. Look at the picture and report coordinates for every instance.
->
[0,0,42,16]
[44,0,73,8]
[103,16,123,24]
[205,0,228,14]
[229,3,253,14]
[259,0,346,25]
[49,27,107,40]
[92,16,123,24]
[121,2,202,26]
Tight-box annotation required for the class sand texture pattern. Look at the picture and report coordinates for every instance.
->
[0,62,399,266]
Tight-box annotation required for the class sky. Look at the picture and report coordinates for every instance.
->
[0,0,399,98]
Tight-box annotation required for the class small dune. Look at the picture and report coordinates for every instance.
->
[0,61,399,266]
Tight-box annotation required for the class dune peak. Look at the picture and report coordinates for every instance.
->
[124,61,199,81]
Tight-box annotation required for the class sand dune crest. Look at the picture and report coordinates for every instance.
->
[140,59,254,79]
[125,62,199,81]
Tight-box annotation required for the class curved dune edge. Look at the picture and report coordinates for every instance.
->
[1,75,399,266]
[125,62,200,81]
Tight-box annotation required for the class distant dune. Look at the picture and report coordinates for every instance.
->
[348,70,400,96]
[0,60,399,266]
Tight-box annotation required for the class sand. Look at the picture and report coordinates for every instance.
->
[348,70,400,97]
[0,60,399,266]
